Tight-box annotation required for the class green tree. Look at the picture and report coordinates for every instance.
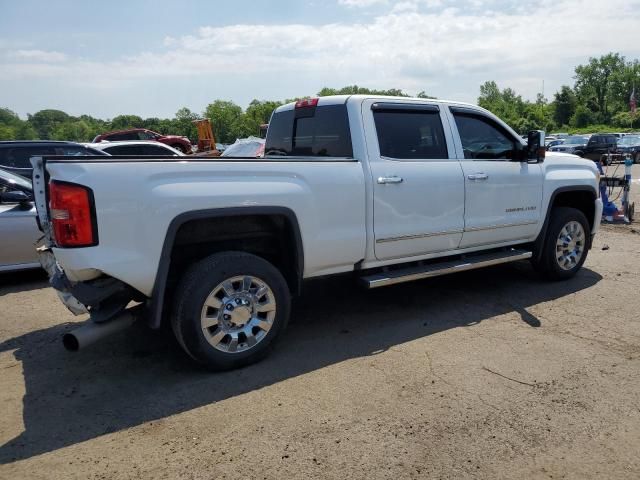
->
[110,115,144,130]
[173,107,200,141]
[28,109,70,139]
[478,81,554,133]
[203,100,244,144]
[574,52,626,123]
[242,100,282,137]
[0,107,21,126]
[552,85,577,126]
[14,122,38,140]
[570,105,596,128]
[0,125,15,140]
[609,59,640,113]
[317,85,410,97]
[416,91,437,99]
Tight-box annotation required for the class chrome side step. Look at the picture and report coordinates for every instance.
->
[361,249,532,289]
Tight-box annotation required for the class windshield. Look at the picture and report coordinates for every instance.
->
[565,137,588,144]
[0,167,32,191]
[221,138,265,157]
[619,136,640,145]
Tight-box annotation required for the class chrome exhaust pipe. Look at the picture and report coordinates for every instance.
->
[63,311,136,351]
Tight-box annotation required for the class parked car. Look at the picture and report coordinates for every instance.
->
[546,139,565,150]
[549,136,589,154]
[220,137,265,158]
[615,135,640,163]
[0,141,108,178]
[86,141,185,156]
[575,134,619,162]
[32,95,602,370]
[93,129,192,153]
[0,167,40,272]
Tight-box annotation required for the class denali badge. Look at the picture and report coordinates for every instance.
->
[505,206,537,213]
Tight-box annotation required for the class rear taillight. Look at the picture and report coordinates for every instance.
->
[49,181,98,247]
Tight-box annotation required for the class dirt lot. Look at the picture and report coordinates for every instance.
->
[1,168,639,479]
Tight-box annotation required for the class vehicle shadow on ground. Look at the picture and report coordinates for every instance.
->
[0,263,601,463]
[0,270,48,295]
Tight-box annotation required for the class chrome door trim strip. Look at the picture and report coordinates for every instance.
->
[376,229,464,244]
[463,221,538,232]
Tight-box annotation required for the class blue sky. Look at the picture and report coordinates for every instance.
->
[1,0,639,119]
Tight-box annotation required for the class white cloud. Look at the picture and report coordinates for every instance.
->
[10,49,68,62]
[1,0,640,116]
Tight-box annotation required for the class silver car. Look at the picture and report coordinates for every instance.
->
[0,167,40,272]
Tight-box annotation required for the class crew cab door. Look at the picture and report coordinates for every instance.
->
[363,100,465,260]
[447,107,543,248]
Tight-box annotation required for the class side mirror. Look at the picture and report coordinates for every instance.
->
[527,130,545,163]
[0,190,32,204]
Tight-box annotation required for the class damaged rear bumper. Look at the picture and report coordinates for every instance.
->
[38,246,139,323]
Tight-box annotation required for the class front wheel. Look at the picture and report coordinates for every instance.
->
[172,252,291,370]
[531,207,590,280]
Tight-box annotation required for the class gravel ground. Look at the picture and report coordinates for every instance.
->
[1,165,639,479]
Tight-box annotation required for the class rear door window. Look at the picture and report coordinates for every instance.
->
[265,105,353,157]
[372,106,448,159]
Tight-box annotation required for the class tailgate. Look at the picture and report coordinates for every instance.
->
[30,156,53,246]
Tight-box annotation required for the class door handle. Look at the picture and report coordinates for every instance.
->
[467,173,489,181]
[377,176,404,184]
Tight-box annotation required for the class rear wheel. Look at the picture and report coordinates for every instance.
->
[531,207,590,280]
[172,251,291,370]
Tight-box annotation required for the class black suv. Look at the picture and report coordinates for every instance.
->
[575,134,618,163]
[0,141,108,178]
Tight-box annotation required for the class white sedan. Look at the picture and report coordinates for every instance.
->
[84,141,185,156]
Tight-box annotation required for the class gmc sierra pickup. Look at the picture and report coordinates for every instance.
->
[31,95,603,370]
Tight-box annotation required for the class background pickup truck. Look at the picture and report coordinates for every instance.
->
[32,95,603,370]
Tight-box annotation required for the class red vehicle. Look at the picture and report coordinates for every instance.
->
[92,129,192,153]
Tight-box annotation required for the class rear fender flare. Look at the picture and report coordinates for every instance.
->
[147,206,304,329]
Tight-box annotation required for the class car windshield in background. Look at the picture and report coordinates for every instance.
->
[221,138,265,157]
[0,167,32,191]
[565,137,588,144]
[265,105,353,157]
[619,136,640,145]
[0,144,107,170]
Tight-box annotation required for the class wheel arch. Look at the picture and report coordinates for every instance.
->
[148,206,304,329]
[533,185,597,262]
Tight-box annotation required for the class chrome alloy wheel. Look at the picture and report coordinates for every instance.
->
[555,220,585,271]
[200,275,276,353]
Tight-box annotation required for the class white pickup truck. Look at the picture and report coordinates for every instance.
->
[32,95,603,370]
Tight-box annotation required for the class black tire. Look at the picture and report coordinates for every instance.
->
[531,207,590,280]
[172,144,187,153]
[172,251,291,370]
[634,153,639,165]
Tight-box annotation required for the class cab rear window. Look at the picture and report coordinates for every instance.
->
[265,105,353,157]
